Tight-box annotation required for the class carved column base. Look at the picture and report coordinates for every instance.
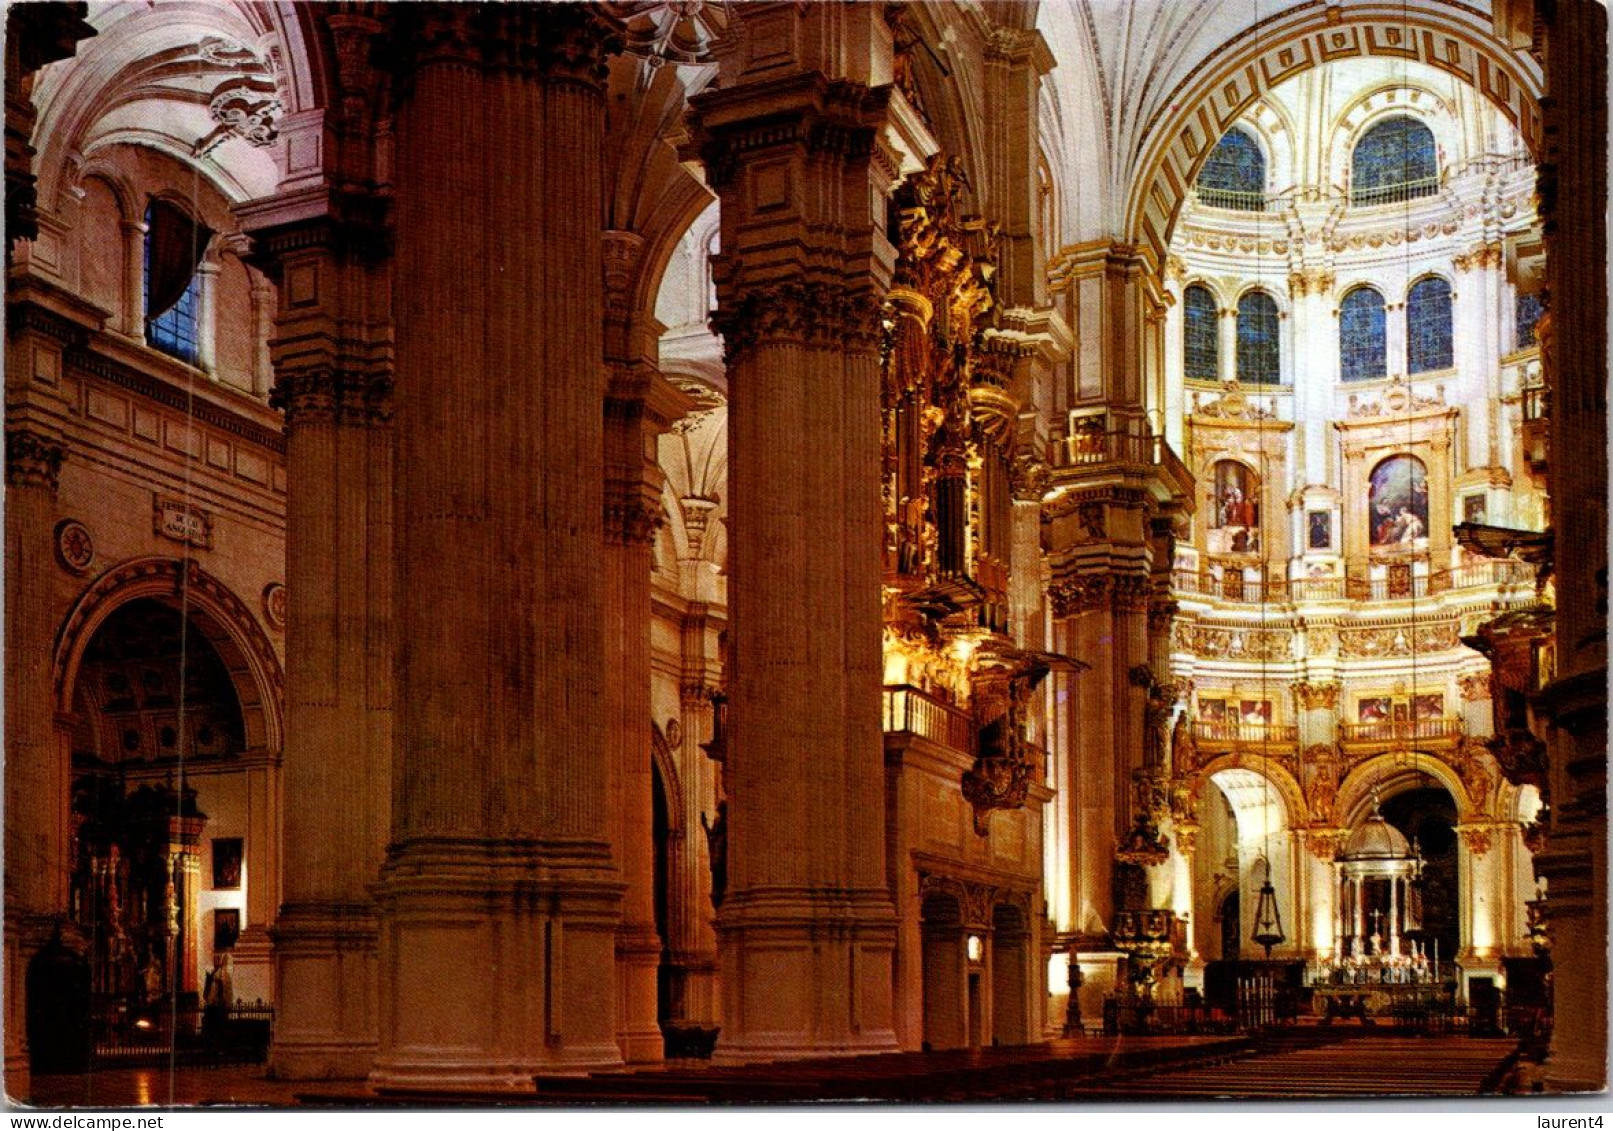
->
[370,840,624,1092]
[267,904,380,1080]
[615,924,664,1064]
[714,889,899,1063]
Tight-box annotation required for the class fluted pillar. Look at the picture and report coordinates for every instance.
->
[243,198,393,1079]
[370,6,625,1090]
[688,12,900,1058]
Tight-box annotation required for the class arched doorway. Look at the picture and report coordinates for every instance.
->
[990,902,1028,1045]
[61,596,248,1062]
[1380,784,1459,970]
[920,891,964,1051]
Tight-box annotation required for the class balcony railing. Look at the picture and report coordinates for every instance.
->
[1351,176,1440,208]
[1192,187,1273,213]
[1171,559,1533,606]
[1338,717,1464,744]
[1054,430,1193,495]
[1522,384,1549,422]
[883,684,974,755]
[1193,721,1300,746]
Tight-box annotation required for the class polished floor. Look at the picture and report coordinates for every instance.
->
[19,1031,1523,1108]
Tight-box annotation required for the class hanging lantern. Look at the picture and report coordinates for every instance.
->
[1251,860,1285,957]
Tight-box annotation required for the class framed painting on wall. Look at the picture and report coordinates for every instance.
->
[1358,697,1391,722]
[212,838,242,890]
[213,908,240,952]
[1308,510,1332,550]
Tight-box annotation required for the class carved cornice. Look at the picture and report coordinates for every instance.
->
[381,4,622,94]
[6,427,65,491]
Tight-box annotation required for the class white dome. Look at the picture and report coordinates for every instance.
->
[1341,812,1413,861]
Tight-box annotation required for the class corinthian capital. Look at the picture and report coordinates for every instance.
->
[383,4,623,92]
[6,427,66,491]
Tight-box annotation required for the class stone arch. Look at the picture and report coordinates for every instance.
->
[1127,3,1542,264]
[1336,752,1476,826]
[1194,753,1307,830]
[650,721,685,840]
[53,557,284,754]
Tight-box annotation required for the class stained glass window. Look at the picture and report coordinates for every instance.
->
[1195,129,1266,211]
[1516,291,1544,348]
[1236,290,1281,384]
[1340,287,1387,382]
[1184,284,1219,381]
[1406,276,1453,373]
[1350,116,1438,206]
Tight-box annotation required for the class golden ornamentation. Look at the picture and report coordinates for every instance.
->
[1291,680,1341,711]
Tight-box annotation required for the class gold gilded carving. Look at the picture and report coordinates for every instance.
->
[1291,680,1341,711]
[1457,671,1492,702]
[1175,623,1292,661]
[1339,620,1459,658]
[1457,824,1495,856]
[1304,829,1348,862]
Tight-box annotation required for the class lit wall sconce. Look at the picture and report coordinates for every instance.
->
[967,935,983,962]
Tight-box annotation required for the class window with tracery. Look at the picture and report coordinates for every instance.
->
[1516,291,1544,348]
[1195,128,1266,211]
[1184,284,1219,381]
[1236,290,1281,384]
[1406,276,1453,373]
[1350,116,1438,206]
[1340,287,1387,382]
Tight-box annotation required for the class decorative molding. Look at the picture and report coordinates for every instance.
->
[712,281,884,362]
[381,4,623,93]
[55,519,94,574]
[1457,670,1492,702]
[1457,823,1496,857]
[1291,680,1341,711]
[6,427,66,490]
[262,582,287,630]
[1338,619,1460,658]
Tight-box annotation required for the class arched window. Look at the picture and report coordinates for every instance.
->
[1516,291,1544,348]
[1196,128,1266,211]
[1406,276,1453,373]
[1351,116,1438,206]
[144,200,209,365]
[1236,290,1281,384]
[1184,284,1219,381]
[1340,287,1387,382]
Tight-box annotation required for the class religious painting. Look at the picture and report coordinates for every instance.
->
[1392,702,1410,722]
[1307,510,1332,550]
[1238,699,1272,725]
[212,838,242,890]
[1413,693,1444,720]
[1358,697,1392,722]
[1209,460,1260,554]
[1199,698,1228,723]
[213,909,240,952]
[1463,494,1487,525]
[1368,455,1430,548]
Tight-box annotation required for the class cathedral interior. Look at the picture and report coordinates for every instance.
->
[3,0,1606,1105]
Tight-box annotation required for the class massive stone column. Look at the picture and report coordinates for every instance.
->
[370,5,625,1090]
[687,3,900,1061]
[240,201,393,1078]
[1533,0,1607,1092]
